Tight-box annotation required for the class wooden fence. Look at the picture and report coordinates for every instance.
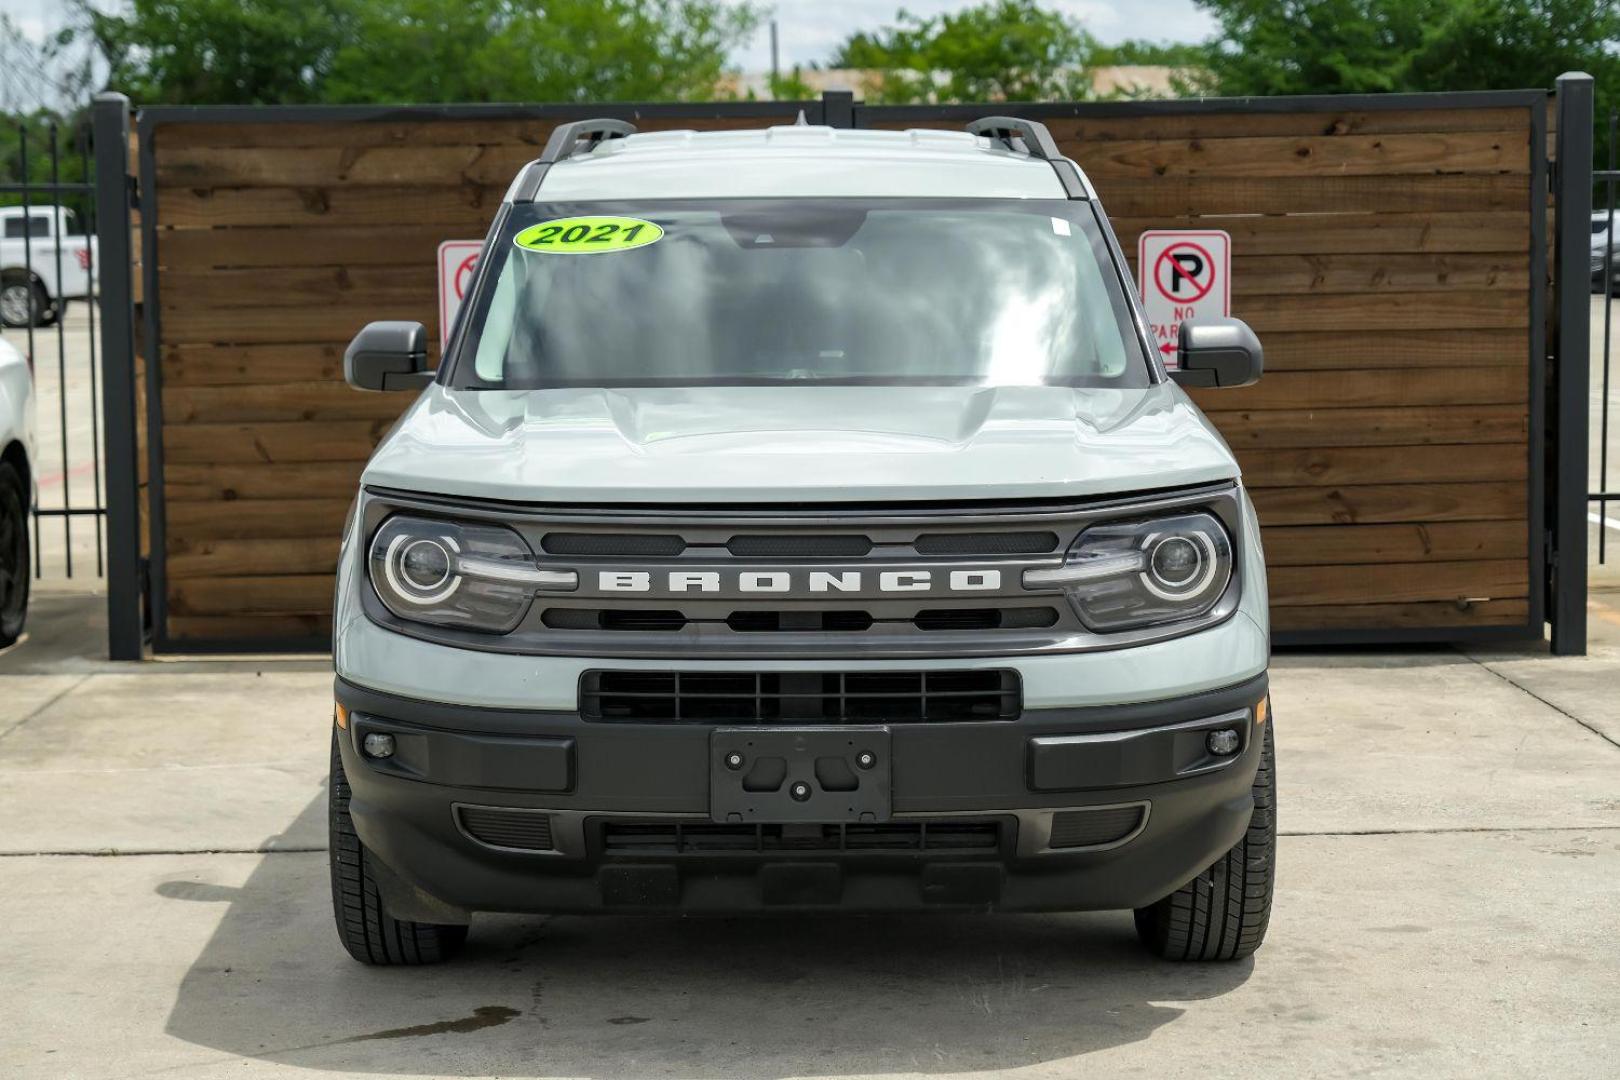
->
[130,90,1554,650]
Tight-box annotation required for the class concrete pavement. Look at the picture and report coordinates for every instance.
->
[1,590,1617,1079]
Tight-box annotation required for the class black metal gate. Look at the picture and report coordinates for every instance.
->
[1594,112,1619,565]
[0,115,107,585]
[80,82,1600,658]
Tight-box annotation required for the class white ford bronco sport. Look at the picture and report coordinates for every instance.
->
[330,117,1273,965]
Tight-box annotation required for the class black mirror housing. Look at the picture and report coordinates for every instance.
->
[1169,317,1263,389]
[345,321,432,391]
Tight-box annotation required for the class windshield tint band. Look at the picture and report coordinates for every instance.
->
[446,198,1150,391]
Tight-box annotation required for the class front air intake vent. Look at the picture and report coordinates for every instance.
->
[599,820,1001,855]
[726,535,874,557]
[1047,806,1146,849]
[456,806,556,852]
[914,531,1059,555]
[541,532,686,556]
[581,670,1021,723]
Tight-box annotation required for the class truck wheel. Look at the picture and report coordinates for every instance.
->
[1134,705,1275,961]
[329,732,468,964]
[0,461,28,647]
[0,277,50,328]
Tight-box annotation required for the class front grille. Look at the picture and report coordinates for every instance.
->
[914,531,1059,555]
[727,610,874,632]
[580,670,1021,723]
[1047,806,1145,849]
[457,806,555,851]
[726,534,873,557]
[599,820,1002,855]
[541,532,686,556]
[542,606,1059,634]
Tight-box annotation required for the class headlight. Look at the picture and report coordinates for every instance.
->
[1023,511,1233,632]
[367,515,575,633]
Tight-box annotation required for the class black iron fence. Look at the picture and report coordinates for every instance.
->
[1595,112,1619,563]
[0,117,107,581]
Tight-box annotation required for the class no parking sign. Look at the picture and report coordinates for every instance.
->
[1137,230,1231,369]
[437,240,483,348]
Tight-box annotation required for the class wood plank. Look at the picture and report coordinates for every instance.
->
[1229,290,1528,332]
[165,499,352,539]
[1043,107,1535,141]
[1111,212,1529,256]
[1270,598,1528,631]
[160,266,437,309]
[1189,367,1527,411]
[1224,253,1526,295]
[162,344,346,386]
[156,184,508,228]
[155,113,799,150]
[1250,482,1524,525]
[1205,405,1527,448]
[1095,173,1530,216]
[168,574,336,616]
[1083,131,1527,179]
[165,461,364,501]
[1239,444,1526,488]
[166,614,333,641]
[163,420,391,464]
[157,144,540,188]
[1259,330,1525,369]
[1261,522,1527,566]
[161,302,438,346]
[163,382,408,424]
[1269,559,1528,606]
[167,537,341,578]
[158,225,470,270]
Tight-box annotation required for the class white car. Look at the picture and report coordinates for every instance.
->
[327,118,1275,966]
[0,336,33,646]
[0,205,97,328]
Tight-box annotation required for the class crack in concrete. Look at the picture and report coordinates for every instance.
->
[0,672,92,745]
[1458,649,1620,751]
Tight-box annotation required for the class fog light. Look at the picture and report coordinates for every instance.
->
[362,733,396,759]
[1206,729,1241,756]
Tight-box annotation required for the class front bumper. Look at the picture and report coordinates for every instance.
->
[335,672,1267,919]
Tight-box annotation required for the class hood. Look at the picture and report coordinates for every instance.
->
[361,383,1239,504]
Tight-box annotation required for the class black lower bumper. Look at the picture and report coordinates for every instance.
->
[334,673,1267,919]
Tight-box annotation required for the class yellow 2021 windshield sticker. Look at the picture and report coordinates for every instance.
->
[514,216,664,254]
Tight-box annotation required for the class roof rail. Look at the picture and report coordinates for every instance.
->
[965,116,1061,161]
[539,119,637,164]
[966,115,1086,199]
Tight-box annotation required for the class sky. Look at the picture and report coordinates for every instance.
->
[0,0,1216,110]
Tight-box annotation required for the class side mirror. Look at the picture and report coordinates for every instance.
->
[344,321,433,391]
[1169,317,1263,389]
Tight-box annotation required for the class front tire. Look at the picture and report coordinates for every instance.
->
[0,277,51,328]
[0,460,29,648]
[329,732,468,964]
[1134,704,1275,961]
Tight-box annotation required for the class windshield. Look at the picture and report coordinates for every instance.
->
[449,198,1151,390]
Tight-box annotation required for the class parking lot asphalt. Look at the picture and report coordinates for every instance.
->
[1,590,1617,1079]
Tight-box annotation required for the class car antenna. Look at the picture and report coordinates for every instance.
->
[795,110,808,126]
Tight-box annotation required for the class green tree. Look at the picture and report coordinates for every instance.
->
[70,0,761,106]
[1196,0,1620,97]
[830,0,1102,104]
[75,0,357,105]
[325,0,760,103]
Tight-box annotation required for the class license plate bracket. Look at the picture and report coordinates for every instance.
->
[710,726,891,824]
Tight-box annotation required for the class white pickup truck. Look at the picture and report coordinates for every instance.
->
[0,205,96,328]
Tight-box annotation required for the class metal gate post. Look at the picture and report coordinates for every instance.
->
[91,93,144,660]
[1551,73,1593,655]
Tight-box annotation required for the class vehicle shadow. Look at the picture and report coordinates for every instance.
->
[164,792,1253,1077]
